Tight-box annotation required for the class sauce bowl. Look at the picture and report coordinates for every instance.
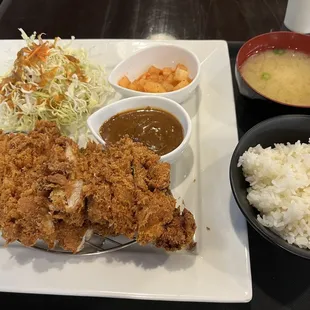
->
[235,31,310,108]
[108,45,200,103]
[87,96,192,164]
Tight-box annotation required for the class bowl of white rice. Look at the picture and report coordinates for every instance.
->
[230,114,310,259]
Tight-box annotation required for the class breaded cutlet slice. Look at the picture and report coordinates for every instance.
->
[135,190,175,245]
[81,138,137,238]
[49,180,85,226]
[1,196,56,249]
[55,221,92,253]
[46,131,86,226]
[155,207,196,251]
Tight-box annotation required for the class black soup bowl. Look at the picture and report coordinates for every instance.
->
[230,115,310,259]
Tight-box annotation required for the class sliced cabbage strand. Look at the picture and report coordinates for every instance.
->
[0,29,114,142]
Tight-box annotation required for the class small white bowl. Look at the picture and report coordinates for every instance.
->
[108,45,201,104]
[87,96,192,164]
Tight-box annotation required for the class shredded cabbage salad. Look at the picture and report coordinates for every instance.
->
[0,29,114,140]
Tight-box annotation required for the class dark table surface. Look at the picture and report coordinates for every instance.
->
[2,0,310,309]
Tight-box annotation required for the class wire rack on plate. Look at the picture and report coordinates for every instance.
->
[25,234,136,256]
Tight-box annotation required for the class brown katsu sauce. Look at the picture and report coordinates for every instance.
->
[99,107,184,156]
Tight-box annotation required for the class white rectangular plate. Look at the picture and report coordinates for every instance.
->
[0,39,252,302]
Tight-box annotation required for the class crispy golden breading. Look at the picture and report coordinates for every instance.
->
[0,121,84,249]
[155,208,196,251]
[147,163,170,190]
[55,221,90,253]
[0,121,196,253]
[49,180,85,226]
[136,190,175,245]
[92,222,116,238]
[1,196,55,248]
[78,139,137,238]
[0,125,58,247]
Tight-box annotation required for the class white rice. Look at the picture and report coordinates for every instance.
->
[238,140,310,249]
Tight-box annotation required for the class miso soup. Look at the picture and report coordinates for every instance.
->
[240,49,310,106]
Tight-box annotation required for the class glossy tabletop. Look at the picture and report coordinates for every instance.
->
[0,0,287,41]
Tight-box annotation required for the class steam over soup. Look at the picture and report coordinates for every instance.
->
[240,49,310,106]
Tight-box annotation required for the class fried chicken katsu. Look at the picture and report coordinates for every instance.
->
[0,121,196,253]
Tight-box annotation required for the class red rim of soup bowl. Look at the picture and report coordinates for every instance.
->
[236,31,310,108]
